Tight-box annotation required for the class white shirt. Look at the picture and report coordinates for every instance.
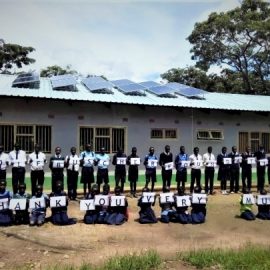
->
[28,152,47,171]
[65,154,80,171]
[9,150,27,167]
[203,152,216,167]
[189,154,203,169]
[0,152,9,170]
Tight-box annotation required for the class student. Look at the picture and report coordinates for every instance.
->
[228,146,241,194]
[254,145,266,192]
[28,144,47,196]
[12,183,31,225]
[112,147,127,193]
[159,145,173,192]
[50,181,74,225]
[191,186,207,224]
[127,147,140,198]
[107,186,128,225]
[217,146,230,195]
[49,147,65,192]
[173,187,191,224]
[9,143,27,194]
[0,145,9,181]
[189,147,202,193]
[137,187,157,224]
[239,188,256,220]
[96,147,110,191]
[29,185,49,226]
[80,144,96,197]
[97,184,111,224]
[144,147,158,192]
[159,187,175,223]
[241,146,253,193]
[84,184,99,224]
[203,146,216,195]
[256,189,270,220]
[0,180,13,226]
[65,147,80,200]
[175,146,189,190]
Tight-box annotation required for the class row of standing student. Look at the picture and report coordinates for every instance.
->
[1,143,269,200]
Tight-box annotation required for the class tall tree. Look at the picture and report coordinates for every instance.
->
[40,65,77,77]
[0,39,35,73]
[188,0,270,94]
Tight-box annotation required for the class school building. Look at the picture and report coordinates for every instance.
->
[0,73,270,170]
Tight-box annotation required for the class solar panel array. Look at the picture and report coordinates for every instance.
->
[82,77,114,94]
[12,72,40,89]
[146,85,176,97]
[50,74,77,91]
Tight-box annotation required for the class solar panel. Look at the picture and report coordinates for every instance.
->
[82,77,113,92]
[147,85,176,97]
[12,72,40,89]
[117,83,146,96]
[50,74,77,91]
[139,81,161,88]
[110,79,135,87]
[166,82,206,98]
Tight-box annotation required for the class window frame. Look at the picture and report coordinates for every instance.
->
[150,128,178,140]
[196,129,224,141]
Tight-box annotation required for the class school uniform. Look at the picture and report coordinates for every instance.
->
[189,154,203,193]
[12,191,31,225]
[203,152,216,194]
[159,151,173,192]
[217,153,230,193]
[49,155,65,192]
[107,196,128,225]
[228,151,240,193]
[112,153,127,192]
[173,195,191,224]
[0,189,13,226]
[96,154,110,188]
[28,151,47,196]
[256,204,270,220]
[144,154,158,191]
[241,152,253,192]
[9,150,27,194]
[97,193,110,224]
[191,202,206,224]
[84,193,99,224]
[80,150,96,185]
[0,152,9,181]
[239,195,255,220]
[137,196,157,224]
[65,154,80,200]
[175,153,189,190]
[29,193,49,226]
[159,198,175,223]
[254,150,266,192]
[127,154,140,195]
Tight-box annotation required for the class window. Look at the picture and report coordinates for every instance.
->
[79,126,126,154]
[197,130,224,140]
[0,124,52,153]
[150,128,177,139]
[239,132,270,153]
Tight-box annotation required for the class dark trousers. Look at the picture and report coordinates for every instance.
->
[0,170,6,180]
[162,169,172,192]
[242,167,252,191]
[67,170,78,200]
[115,170,126,192]
[51,170,64,192]
[230,168,240,192]
[205,167,214,193]
[145,169,156,192]
[190,169,201,193]
[176,170,187,190]
[30,170,45,195]
[12,167,25,194]
[257,166,265,192]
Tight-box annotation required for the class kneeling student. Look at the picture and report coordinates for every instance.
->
[256,189,270,220]
[0,180,13,226]
[137,187,157,224]
[107,186,128,225]
[84,184,100,224]
[174,187,191,224]
[97,184,110,224]
[159,187,175,223]
[191,186,207,224]
[29,185,49,226]
[239,188,256,221]
[50,181,74,225]
[12,183,31,225]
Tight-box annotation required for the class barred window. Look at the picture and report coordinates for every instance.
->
[239,132,270,153]
[197,130,224,140]
[151,128,177,139]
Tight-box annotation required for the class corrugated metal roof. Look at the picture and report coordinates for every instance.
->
[0,74,270,112]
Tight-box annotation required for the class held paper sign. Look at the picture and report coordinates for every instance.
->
[176,195,191,207]
[194,161,203,167]
[84,158,94,166]
[247,157,256,164]
[29,198,45,209]
[192,193,207,204]
[0,198,9,210]
[256,195,270,205]
[52,160,64,168]
[147,159,158,168]
[80,199,95,210]
[234,156,242,164]
[94,195,109,206]
[110,196,126,207]
[164,162,174,170]
[9,199,27,210]
[50,196,66,208]
[160,192,174,203]
[259,159,268,166]
[180,161,190,168]
[130,158,140,165]
[98,160,110,166]
[207,161,216,167]
[116,158,127,165]
[141,192,155,203]
[242,194,255,205]
[223,158,232,165]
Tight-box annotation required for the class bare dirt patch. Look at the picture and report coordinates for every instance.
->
[0,192,269,269]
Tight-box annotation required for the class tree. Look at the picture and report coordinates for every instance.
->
[0,39,35,73]
[187,0,270,95]
[40,65,78,77]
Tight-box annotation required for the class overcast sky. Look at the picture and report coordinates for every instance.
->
[0,0,240,81]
